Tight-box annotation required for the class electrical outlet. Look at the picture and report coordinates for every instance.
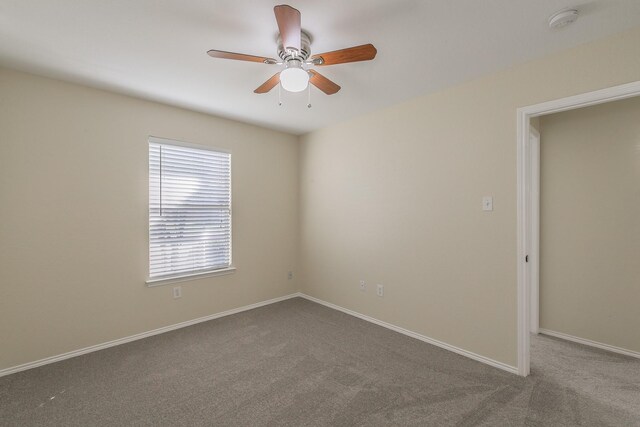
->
[173,286,182,299]
[376,284,384,297]
[359,280,366,291]
[288,271,293,280]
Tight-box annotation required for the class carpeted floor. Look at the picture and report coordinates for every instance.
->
[1,297,639,426]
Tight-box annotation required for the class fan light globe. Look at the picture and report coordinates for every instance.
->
[280,67,309,92]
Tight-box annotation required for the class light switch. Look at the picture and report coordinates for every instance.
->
[482,196,493,211]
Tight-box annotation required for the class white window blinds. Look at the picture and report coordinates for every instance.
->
[149,138,231,279]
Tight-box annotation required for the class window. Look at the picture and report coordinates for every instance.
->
[148,137,232,282]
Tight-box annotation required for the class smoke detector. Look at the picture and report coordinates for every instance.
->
[548,9,579,29]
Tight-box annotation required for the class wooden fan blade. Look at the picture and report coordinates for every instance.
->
[308,70,341,95]
[254,73,281,94]
[274,5,301,52]
[311,44,377,66]
[207,49,277,64]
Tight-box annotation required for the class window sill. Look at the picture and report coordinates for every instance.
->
[146,267,236,287]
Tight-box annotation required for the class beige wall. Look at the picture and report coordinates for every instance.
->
[0,68,299,371]
[299,27,640,367]
[539,97,640,353]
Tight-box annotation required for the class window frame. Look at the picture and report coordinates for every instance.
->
[146,136,235,287]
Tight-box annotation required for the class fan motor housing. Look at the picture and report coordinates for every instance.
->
[277,31,312,62]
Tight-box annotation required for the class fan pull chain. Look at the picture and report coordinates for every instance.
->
[278,84,282,106]
[307,84,312,108]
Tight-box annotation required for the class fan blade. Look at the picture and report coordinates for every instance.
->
[311,44,377,66]
[308,70,341,95]
[274,5,301,52]
[207,49,277,64]
[254,73,281,94]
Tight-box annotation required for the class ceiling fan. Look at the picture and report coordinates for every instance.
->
[207,4,377,96]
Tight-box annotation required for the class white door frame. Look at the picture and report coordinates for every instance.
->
[528,127,540,335]
[516,80,640,377]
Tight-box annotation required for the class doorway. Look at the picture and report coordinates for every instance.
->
[516,80,640,377]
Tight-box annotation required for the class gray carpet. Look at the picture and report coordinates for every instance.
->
[1,297,638,426]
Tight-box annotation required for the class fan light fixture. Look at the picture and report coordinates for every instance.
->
[280,64,309,92]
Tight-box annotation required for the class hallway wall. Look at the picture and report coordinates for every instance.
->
[539,96,640,353]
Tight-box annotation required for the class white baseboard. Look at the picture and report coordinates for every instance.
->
[0,293,301,378]
[2,292,520,378]
[299,293,518,375]
[538,328,640,360]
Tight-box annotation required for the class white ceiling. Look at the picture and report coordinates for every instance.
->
[1,1,639,135]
